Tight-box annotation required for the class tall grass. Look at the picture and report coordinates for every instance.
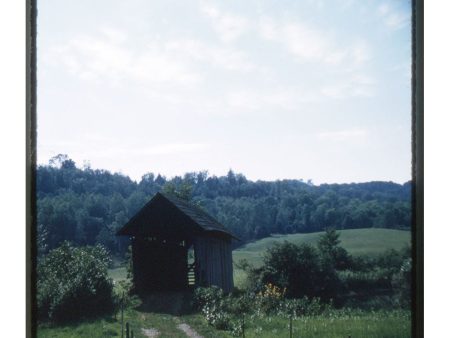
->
[38,309,410,338]
[233,309,410,338]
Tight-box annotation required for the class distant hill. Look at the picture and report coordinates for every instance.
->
[36,155,412,257]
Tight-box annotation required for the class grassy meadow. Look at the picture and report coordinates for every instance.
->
[37,307,230,338]
[38,308,411,338]
[234,228,411,267]
[233,309,410,338]
[233,228,410,288]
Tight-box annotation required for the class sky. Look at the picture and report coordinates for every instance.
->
[37,0,412,184]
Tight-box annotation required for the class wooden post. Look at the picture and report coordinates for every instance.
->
[131,330,134,338]
[121,292,124,338]
[126,322,130,338]
[289,315,293,338]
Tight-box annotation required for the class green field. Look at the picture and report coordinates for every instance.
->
[233,228,411,267]
[232,228,410,288]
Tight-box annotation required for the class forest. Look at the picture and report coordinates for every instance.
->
[36,154,411,257]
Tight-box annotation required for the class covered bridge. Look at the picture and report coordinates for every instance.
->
[116,192,237,293]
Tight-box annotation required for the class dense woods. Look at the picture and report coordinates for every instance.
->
[37,155,411,257]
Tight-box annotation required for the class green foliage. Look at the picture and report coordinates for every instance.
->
[254,283,286,314]
[193,287,232,329]
[192,286,410,337]
[162,181,193,201]
[280,297,331,318]
[240,230,411,309]
[37,242,116,323]
[392,257,412,307]
[253,241,341,300]
[318,228,351,270]
[36,156,412,258]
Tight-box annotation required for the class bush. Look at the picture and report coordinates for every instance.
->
[194,287,231,329]
[253,241,342,301]
[37,242,116,323]
[255,283,286,314]
[392,258,412,307]
[281,297,331,318]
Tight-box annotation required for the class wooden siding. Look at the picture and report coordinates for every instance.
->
[194,236,234,293]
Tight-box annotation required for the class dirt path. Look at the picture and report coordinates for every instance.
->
[172,316,204,338]
[141,328,160,337]
[176,323,204,338]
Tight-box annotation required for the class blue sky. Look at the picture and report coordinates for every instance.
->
[37,0,412,184]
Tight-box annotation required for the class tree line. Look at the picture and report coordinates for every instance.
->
[36,154,411,257]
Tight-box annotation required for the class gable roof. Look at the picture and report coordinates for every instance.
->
[116,192,238,240]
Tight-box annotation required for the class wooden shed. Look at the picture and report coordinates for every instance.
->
[116,192,237,293]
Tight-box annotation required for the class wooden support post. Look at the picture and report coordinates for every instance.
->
[126,322,130,338]
[289,315,293,338]
[131,330,134,338]
[121,292,124,338]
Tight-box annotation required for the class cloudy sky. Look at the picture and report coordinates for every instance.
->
[37,0,412,184]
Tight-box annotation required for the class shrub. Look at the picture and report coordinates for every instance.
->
[255,283,286,314]
[193,286,225,310]
[193,287,232,330]
[37,242,116,323]
[392,258,412,307]
[280,297,332,318]
[318,228,352,270]
[255,241,342,301]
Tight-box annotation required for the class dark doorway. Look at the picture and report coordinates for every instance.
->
[132,238,188,292]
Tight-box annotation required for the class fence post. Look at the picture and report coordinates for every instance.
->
[289,315,293,338]
[126,322,130,338]
[131,330,134,338]
[121,292,124,338]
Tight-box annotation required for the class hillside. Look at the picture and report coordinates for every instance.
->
[37,155,412,257]
[233,228,411,268]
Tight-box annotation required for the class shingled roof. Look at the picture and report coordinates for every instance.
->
[116,192,238,240]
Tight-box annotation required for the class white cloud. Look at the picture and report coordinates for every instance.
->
[100,26,127,44]
[256,18,375,100]
[225,87,319,113]
[258,18,371,68]
[47,30,203,86]
[321,73,375,99]
[317,129,368,142]
[47,24,263,89]
[164,39,257,72]
[377,3,410,30]
[200,2,249,43]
